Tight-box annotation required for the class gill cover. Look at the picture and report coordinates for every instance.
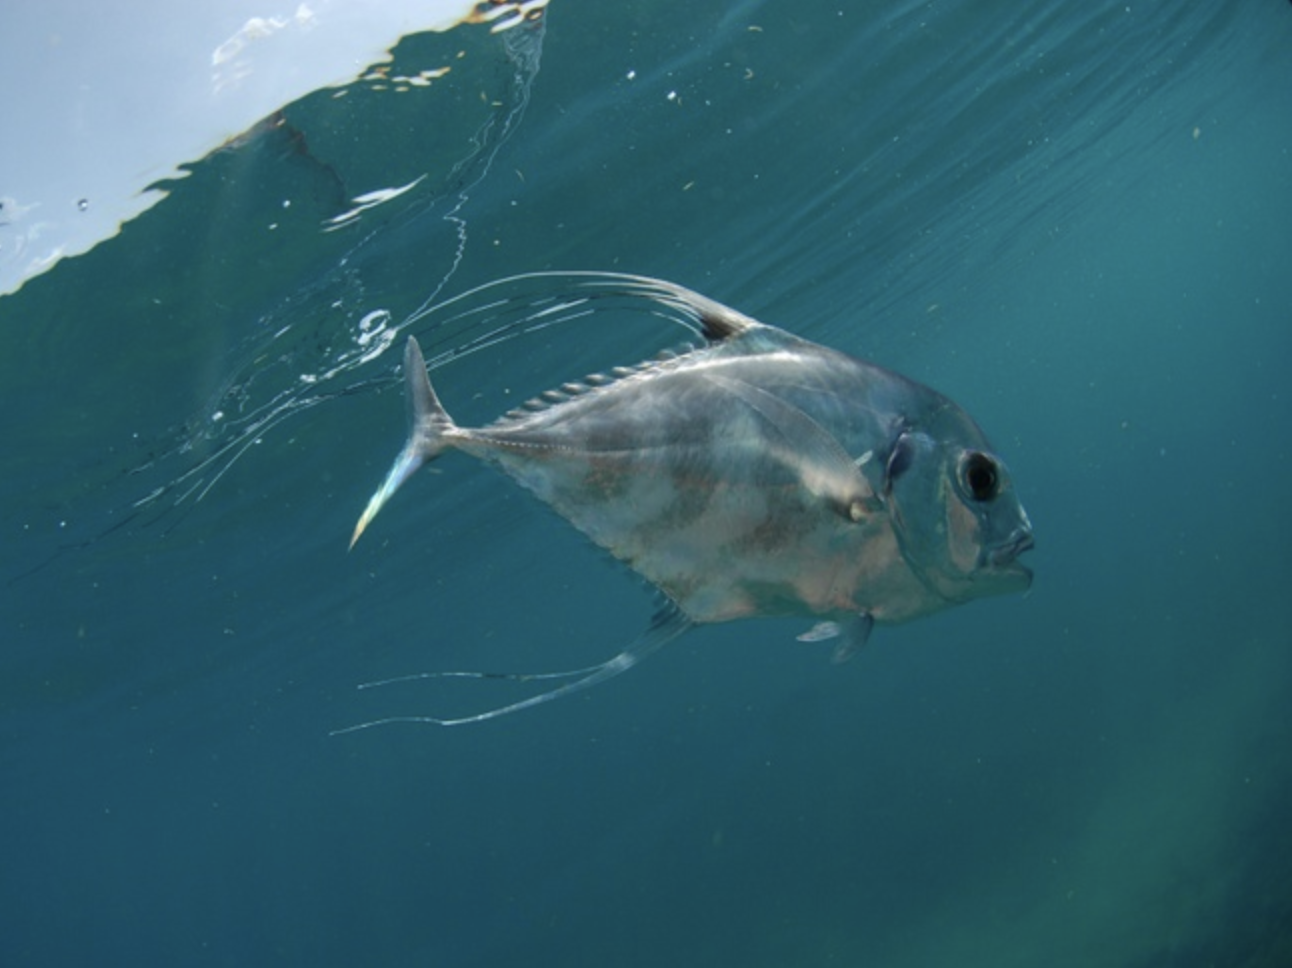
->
[884,431,1032,603]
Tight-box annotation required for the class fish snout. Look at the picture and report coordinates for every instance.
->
[989,526,1034,585]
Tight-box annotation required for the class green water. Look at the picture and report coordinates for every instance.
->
[2,2,1290,966]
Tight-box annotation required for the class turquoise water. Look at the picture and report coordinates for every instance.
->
[3,2,1290,965]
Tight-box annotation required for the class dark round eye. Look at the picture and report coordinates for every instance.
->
[961,452,1000,502]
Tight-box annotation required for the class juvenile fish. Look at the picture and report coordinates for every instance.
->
[343,274,1032,727]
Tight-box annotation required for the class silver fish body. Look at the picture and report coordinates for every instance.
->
[344,275,1032,725]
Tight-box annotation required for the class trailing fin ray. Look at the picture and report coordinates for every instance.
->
[330,604,693,731]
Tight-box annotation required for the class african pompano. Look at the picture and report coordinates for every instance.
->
[343,274,1032,727]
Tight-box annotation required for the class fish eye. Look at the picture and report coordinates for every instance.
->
[960,451,1000,502]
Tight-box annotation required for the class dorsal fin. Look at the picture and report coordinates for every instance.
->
[697,300,757,342]
[619,276,763,343]
[497,340,703,423]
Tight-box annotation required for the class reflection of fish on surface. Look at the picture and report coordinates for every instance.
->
[340,274,1033,729]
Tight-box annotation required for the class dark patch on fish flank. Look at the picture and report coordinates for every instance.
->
[732,503,804,556]
[579,459,633,501]
[732,579,815,617]
[656,479,716,531]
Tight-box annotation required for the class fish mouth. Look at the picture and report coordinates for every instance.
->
[988,529,1034,586]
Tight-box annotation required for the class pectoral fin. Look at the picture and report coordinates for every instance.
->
[704,373,878,521]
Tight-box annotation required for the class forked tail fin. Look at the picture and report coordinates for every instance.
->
[350,336,455,549]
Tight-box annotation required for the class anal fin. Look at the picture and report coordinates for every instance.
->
[330,603,693,731]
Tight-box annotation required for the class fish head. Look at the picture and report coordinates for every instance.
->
[883,429,1033,606]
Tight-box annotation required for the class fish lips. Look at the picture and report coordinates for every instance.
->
[986,528,1035,589]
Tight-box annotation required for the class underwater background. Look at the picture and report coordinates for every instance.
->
[3,1,1290,966]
